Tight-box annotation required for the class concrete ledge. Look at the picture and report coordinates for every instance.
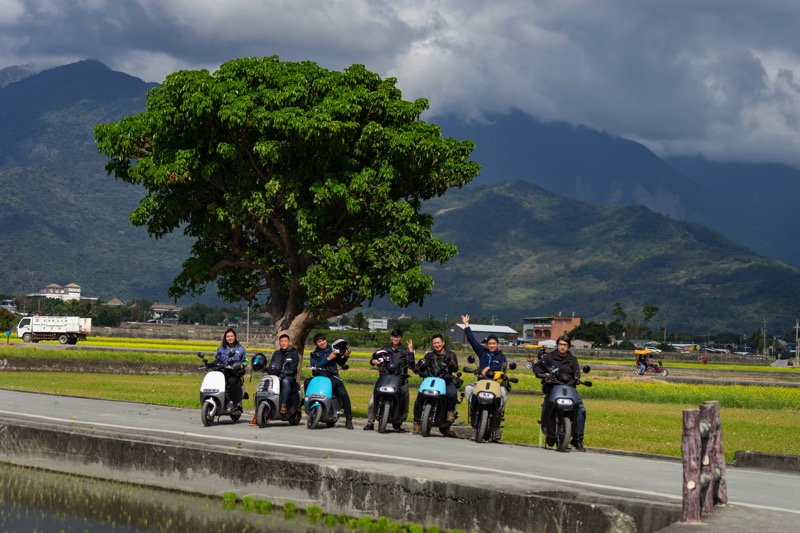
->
[0,416,681,532]
[733,450,800,472]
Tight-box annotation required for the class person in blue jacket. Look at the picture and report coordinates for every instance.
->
[461,314,508,409]
[214,327,247,410]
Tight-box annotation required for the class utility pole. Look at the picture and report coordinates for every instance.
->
[663,322,668,344]
[795,319,799,369]
[763,318,768,356]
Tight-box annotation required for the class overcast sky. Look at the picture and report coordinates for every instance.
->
[3,0,800,168]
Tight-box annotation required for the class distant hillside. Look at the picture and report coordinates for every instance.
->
[666,156,800,266]
[0,64,37,88]
[407,180,800,333]
[0,60,190,302]
[435,112,800,268]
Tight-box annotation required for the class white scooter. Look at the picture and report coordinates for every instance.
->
[197,352,249,426]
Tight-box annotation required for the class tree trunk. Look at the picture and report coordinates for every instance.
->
[274,310,319,384]
[681,408,701,523]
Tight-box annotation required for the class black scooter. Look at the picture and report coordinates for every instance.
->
[539,365,592,452]
[371,351,409,433]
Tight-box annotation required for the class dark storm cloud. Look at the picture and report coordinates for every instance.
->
[3,0,800,168]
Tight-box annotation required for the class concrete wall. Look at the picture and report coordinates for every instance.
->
[0,416,681,532]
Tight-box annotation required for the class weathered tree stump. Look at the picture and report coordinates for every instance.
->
[681,408,702,523]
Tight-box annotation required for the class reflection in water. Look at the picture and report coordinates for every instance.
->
[0,464,343,532]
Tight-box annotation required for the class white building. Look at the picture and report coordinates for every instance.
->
[446,323,518,344]
[29,283,82,301]
[368,317,389,331]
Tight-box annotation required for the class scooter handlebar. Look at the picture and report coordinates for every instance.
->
[508,377,519,383]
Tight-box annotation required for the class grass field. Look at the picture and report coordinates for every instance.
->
[2,342,799,463]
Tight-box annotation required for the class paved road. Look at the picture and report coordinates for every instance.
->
[1,388,798,525]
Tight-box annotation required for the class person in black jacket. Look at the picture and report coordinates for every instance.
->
[533,335,587,451]
[364,328,415,430]
[268,333,300,415]
[412,334,460,434]
[307,333,353,429]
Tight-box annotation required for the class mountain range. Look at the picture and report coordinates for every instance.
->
[435,112,800,268]
[1,60,798,334]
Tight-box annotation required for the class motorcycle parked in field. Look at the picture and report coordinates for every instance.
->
[304,365,347,429]
[415,359,462,437]
[371,349,410,433]
[539,365,592,452]
[197,352,249,426]
[251,353,303,427]
[463,356,518,443]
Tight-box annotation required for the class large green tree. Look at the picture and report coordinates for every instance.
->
[94,57,480,349]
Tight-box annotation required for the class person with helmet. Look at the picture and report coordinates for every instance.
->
[412,333,460,434]
[214,328,247,411]
[363,328,414,430]
[307,333,354,429]
[461,314,508,409]
[268,333,300,416]
[533,335,587,451]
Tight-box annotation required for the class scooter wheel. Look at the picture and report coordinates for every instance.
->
[201,402,214,427]
[307,405,322,429]
[288,410,302,426]
[556,418,572,452]
[257,402,270,428]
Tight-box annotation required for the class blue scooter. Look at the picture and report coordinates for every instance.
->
[415,360,461,437]
[304,366,344,429]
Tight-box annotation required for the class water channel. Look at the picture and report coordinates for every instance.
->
[0,463,391,532]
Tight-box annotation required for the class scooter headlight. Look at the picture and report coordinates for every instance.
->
[379,386,396,393]
[422,389,440,396]
[477,391,494,400]
[556,398,574,408]
[309,393,325,399]
[202,388,220,393]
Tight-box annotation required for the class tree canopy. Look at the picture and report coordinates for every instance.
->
[94,57,480,347]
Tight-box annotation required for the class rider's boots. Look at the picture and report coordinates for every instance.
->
[249,411,258,425]
[345,417,354,430]
[412,421,422,434]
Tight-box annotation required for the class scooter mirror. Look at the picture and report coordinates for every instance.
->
[508,362,517,370]
[583,380,593,387]
[583,365,591,374]
[467,355,476,364]
[341,364,349,370]
[196,352,204,359]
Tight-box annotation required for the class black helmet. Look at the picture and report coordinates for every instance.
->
[372,349,391,360]
[250,353,266,371]
[332,338,348,355]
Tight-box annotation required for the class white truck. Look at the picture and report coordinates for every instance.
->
[16,316,92,345]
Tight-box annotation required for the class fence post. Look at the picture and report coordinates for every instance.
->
[699,402,718,514]
[681,408,702,523]
[704,400,728,505]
